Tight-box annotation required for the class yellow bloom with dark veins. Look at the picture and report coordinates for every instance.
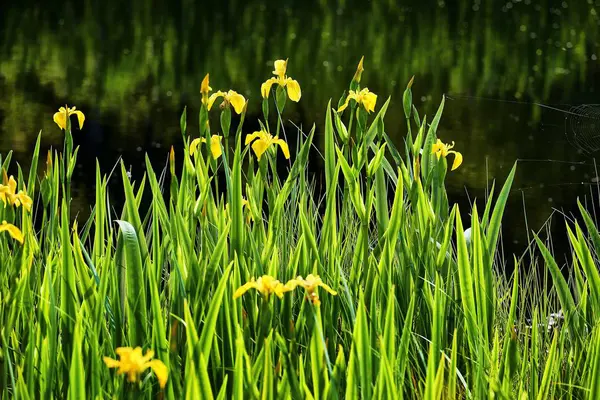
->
[234,275,292,299]
[103,347,168,389]
[190,135,223,159]
[431,139,463,171]
[201,73,212,105]
[53,105,85,130]
[285,274,337,306]
[338,88,377,113]
[245,130,290,160]
[261,59,301,102]
[0,221,24,244]
[207,90,246,114]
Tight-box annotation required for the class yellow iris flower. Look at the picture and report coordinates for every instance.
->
[0,221,24,244]
[103,347,168,389]
[431,139,463,171]
[338,88,377,113]
[201,73,212,105]
[285,274,337,306]
[53,105,85,130]
[190,135,223,159]
[245,130,290,160]
[261,59,301,102]
[233,275,292,299]
[0,176,32,212]
[207,90,246,114]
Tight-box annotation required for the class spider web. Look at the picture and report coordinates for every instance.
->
[565,104,600,154]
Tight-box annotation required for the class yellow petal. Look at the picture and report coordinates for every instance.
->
[116,347,134,356]
[53,111,67,130]
[273,59,287,79]
[274,138,290,159]
[233,280,259,299]
[148,359,169,389]
[103,357,121,369]
[207,92,224,111]
[284,278,303,291]
[227,91,246,114]
[17,192,32,212]
[251,139,270,160]
[337,92,357,113]
[189,138,202,156]
[362,91,377,113]
[317,281,338,296]
[449,151,463,171]
[73,110,85,129]
[7,176,16,194]
[0,221,24,244]
[261,78,277,98]
[245,131,263,145]
[285,79,301,102]
[210,135,223,159]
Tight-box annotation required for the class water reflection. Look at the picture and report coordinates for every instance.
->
[1,0,600,255]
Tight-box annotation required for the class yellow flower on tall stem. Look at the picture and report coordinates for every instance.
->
[53,105,85,130]
[285,274,337,306]
[190,135,223,159]
[103,347,168,389]
[431,139,463,171]
[337,88,377,113]
[234,275,292,299]
[0,221,24,244]
[261,59,301,102]
[207,90,246,114]
[245,130,290,160]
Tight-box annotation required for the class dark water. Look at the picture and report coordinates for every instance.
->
[2,0,600,260]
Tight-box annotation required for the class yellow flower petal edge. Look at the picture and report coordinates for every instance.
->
[0,221,24,244]
[207,90,246,114]
[284,274,337,306]
[104,346,168,389]
[190,135,223,159]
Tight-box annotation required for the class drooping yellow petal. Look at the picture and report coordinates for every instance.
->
[233,280,259,298]
[103,357,121,368]
[0,221,24,244]
[449,151,463,171]
[209,135,223,159]
[274,138,290,159]
[273,59,288,79]
[261,78,278,98]
[251,139,270,160]
[189,138,202,156]
[72,110,85,129]
[207,91,224,111]
[53,111,67,130]
[17,192,32,212]
[285,79,301,102]
[362,91,377,113]
[337,92,357,113]
[245,131,264,145]
[227,91,246,114]
[147,359,168,389]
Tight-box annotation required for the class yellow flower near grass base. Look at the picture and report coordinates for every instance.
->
[190,135,223,159]
[234,275,292,299]
[103,347,168,389]
[285,274,338,306]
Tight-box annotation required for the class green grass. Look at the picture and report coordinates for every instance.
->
[0,59,599,399]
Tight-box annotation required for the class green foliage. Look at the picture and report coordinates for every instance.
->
[0,60,598,400]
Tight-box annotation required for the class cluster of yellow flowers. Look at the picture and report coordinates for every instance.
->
[0,175,32,244]
[234,274,337,307]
